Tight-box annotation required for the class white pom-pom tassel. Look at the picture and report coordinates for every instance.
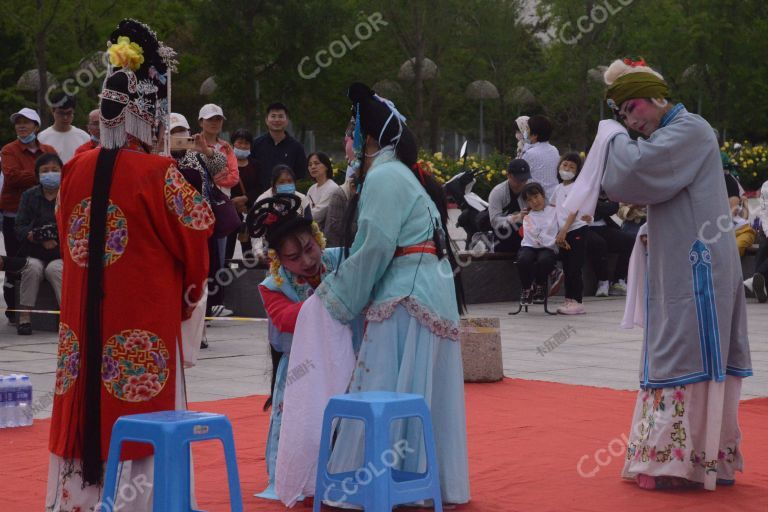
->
[604,60,630,85]
[604,59,665,85]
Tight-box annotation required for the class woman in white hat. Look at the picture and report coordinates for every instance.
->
[0,107,58,324]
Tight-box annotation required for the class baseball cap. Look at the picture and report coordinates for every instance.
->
[507,158,531,181]
[198,104,226,120]
[10,107,41,125]
[169,112,190,131]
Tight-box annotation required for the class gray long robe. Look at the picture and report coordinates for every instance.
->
[602,107,751,389]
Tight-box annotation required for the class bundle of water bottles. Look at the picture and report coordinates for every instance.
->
[0,374,34,428]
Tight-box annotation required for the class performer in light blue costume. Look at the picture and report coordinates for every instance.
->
[248,195,361,500]
[315,83,470,505]
[600,58,752,491]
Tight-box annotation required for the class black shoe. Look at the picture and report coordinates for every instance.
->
[520,288,533,305]
[200,336,209,349]
[17,322,32,335]
[754,273,767,303]
[532,285,546,304]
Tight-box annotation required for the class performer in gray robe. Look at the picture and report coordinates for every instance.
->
[599,58,752,491]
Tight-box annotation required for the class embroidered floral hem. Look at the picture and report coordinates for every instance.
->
[365,296,460,341]
[622,376,745,484]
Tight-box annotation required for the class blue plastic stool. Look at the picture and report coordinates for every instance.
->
[101,410,243,512]
[314,392,442,511]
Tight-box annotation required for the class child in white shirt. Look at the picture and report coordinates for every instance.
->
[518,182,558,305]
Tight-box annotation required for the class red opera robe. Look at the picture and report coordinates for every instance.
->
[49,147,214,462]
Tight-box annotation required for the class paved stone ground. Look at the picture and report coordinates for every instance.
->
[1,293,765,421]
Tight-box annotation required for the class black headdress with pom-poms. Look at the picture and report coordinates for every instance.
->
[100,19,177,149]
[247,195,312,249]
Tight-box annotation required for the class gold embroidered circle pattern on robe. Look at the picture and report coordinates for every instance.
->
[55,323,80,395]
[102,329,170,402]
[164,165,214,230]
[66,198,128,267]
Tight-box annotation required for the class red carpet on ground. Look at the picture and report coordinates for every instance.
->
[2,379,766,511]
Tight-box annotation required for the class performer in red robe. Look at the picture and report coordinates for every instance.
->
[46,19,213,512]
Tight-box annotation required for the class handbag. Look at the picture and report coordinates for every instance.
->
[196,154,241,237]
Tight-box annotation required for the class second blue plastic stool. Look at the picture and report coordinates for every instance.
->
[314,391,443,511]
[101,410,243,511]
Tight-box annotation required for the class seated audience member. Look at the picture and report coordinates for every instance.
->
[1,107,57,324]
[724,168,755,257]
[14,153,64,335]
[487,158,532,253]
[517,182,558,305]
[617,203,646,237]
[745,181,768,303]
[586,190,634,297]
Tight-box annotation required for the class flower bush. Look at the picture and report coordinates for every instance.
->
[721,141,768,192]
[417,151,510,199]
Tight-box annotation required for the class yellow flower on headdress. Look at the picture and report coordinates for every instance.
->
[108,36,145,71]
[311,222,327,251]
[267,248,284,286]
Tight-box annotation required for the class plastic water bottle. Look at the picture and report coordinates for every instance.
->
[0,376,6,428]
[4,375,18,428]
[17,375,33,427]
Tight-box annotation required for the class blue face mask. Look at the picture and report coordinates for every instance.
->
[18,133,36,144]
[39,172,61,190]
[276,183,296,195]
[233,148,250,160]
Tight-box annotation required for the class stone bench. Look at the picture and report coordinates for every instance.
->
[220,260,268,318]
[457,251,520,304]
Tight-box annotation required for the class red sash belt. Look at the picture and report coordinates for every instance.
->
[394,241,437,257]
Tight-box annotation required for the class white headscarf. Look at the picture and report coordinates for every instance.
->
[515,115,530,157]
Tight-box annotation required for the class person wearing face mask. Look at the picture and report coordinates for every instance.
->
[256,165,311,214]
[228,128,263,260]
[0,107,57,325]
[253,165,311,259]
[14,153,65,335]
[600,57,751,492]
[551,152,590,315]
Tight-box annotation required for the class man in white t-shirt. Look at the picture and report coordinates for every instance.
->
[37,94,90,163]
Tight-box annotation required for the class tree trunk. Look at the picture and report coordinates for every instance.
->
[410,3,427,146]
[428,86,442,152]
[35,23,50,127]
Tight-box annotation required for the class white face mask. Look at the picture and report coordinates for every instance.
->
[559,170,575,181]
